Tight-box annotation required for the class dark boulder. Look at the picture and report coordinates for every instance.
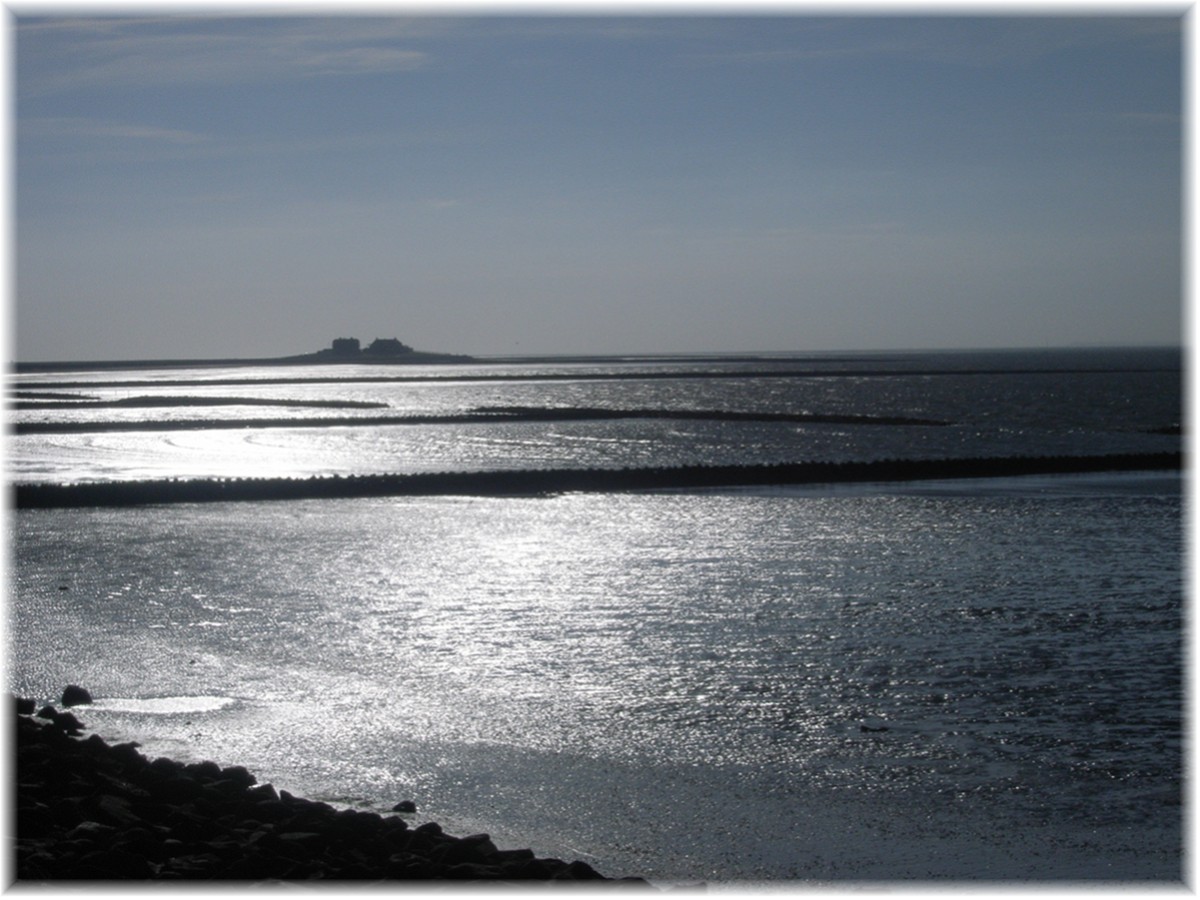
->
[509,857,568,879]
[71,847,156,878]
[64,820,119,844]
[559,859,606,880]
[34,706,85,735]
[92,794,144,828]
[61,685,93,707]
[183,760,223,783]
[436,832,499,867]
[148,756,184,777]
[245,782,279,803]
[250,798,292,823]
[17,803,56,839]
[52,711,85,735]
[220,765,256,788]
[444,861,502,879]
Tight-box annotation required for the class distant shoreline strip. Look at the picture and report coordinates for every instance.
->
[12,453,1183,509]
[12,407,949,435]
[13,396,388,411]
[11,366,1178,391]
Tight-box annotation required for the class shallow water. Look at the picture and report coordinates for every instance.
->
[9,348,1183,884]
[11,348,1182,485]
[11,473,1183,883]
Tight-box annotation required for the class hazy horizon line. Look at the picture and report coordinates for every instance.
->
[9,341,1184,370]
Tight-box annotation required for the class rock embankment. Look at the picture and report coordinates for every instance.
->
[14,693,647,884]
[12,452,1184,508]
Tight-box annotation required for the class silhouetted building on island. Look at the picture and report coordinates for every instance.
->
[323,336,413,358]
[364,337,412,356]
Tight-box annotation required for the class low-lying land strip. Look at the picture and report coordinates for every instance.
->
[14,395,388,411]
[15,362,1176,391]
[14,405,949,435]
[13,453,1182,508]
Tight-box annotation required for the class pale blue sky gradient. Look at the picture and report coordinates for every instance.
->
[14,13,1183,361]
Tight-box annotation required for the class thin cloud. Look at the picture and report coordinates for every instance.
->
[17,16,431,94]
[18,117,460,167]
[298,45,425,75]
[20,116,209,144]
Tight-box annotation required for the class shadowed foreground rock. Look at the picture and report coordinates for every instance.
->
[14,697,650,885]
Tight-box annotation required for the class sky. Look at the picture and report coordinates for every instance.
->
[11,9,1184,361]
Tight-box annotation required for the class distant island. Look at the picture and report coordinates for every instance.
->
[13,337,475,373]
[282,336,473,365]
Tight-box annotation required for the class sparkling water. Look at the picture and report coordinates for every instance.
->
[8,348,1183,884]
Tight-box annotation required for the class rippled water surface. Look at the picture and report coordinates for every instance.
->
[11,348,1182,484]
[12,477,1182,883]
[8,348,1184,884]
